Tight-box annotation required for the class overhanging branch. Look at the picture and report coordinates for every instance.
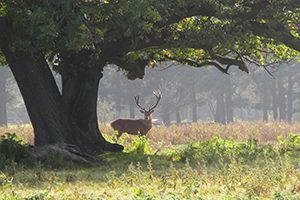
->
[242,55,295,77]
[209,52,249,73]
[163,55,248,74]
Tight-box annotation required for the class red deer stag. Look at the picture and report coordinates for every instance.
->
[111,91,161,138]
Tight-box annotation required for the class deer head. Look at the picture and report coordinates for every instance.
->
[134,90,161,121]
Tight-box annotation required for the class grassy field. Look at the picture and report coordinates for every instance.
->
[0,122,300,199]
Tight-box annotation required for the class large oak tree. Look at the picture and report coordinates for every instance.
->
[0,0,299,153]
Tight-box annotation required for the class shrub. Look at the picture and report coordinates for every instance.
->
[235,139,279,163]
[128,136,152,154]
[179,136,280,165]
[273,192,299,200]
[25,192,48,200]
[279,134,300,154]
[0,133,33,169]
[279,134,300,164]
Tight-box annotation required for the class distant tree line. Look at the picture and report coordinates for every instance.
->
[98,62,300,125]
[1,62,300,126]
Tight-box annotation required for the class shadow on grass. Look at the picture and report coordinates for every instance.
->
[0,151,184,188]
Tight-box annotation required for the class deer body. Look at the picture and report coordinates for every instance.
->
[111,91,161,138]
[111,118,152,138]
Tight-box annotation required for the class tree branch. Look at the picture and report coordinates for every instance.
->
[163,56,231,74]
[209,51,249,73]
[249,21,300,52]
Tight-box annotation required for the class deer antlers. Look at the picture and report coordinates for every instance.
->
[149,90,161,111]
[134,96,146,112]
[134,90,161,112]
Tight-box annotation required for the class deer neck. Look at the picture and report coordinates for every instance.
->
[144,115,152,127]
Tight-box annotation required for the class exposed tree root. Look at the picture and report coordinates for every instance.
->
[31,144,102,166]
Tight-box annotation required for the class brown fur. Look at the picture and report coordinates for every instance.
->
[111,91,161,138]
[111,118,152,138]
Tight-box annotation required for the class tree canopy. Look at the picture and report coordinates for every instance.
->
[0,0,299,153]
[1,0,299,77]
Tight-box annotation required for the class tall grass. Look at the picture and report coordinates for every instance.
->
[1,121,300,199]
[1,121,300,149]
[0,124,33,144]
[102,121,300,150]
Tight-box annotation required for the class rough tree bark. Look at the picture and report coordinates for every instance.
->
[61,71,123,153]
[3,51,64,145]
[0,24,123,153]
[60,51,123,153]
[0,19,65,145]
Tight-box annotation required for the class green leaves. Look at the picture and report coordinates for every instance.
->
[0,0,299,77]
[0,2,7,16]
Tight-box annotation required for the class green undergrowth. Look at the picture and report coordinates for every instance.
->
[0,133,34,169]
[1,133,300,199]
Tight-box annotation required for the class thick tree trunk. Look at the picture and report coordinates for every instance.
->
[1,52,121,153]
[62,70,101,141]
[62,69,123,153]
[3,51,64,145]
[0,22,65,145]
[0,24,122,153]
[0,69,7,126]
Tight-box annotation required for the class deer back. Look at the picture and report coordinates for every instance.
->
[111,118,152,135]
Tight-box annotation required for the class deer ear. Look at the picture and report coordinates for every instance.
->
[140,109,145,113]
[150,110,154,113]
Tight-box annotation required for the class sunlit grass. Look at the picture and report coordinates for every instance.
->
[1,155,300,199]
[1,121,300,199]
